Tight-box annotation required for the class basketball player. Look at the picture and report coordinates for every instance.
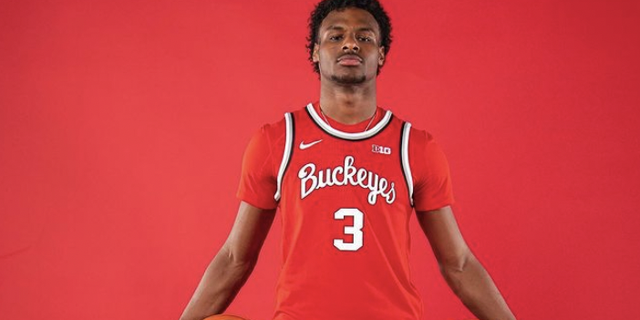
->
[180,0,517,319]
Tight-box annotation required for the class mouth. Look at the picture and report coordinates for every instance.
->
[337,54,363,66]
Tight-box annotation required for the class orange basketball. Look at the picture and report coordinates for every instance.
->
[203,315,248,320]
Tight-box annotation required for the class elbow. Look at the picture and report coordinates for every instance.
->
[221,245,258,271]
[438,251,473,292]
[439,250,471,275]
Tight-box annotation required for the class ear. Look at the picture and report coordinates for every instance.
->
[312,43,320,63]
[378,46,386,66]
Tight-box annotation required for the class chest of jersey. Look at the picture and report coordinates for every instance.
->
[277,105,413,211]
[288,126,407,208]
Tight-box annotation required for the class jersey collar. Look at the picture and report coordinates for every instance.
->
[305,103,393,141]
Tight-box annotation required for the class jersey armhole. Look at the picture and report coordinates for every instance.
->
[400,122,414,206]
[274,112,295,201]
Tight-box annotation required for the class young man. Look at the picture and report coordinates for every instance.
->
[180,0,517,319]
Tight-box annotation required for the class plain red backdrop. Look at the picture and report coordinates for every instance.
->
[1,0,639,319]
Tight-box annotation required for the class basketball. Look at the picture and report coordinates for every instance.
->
[203,315,248,320]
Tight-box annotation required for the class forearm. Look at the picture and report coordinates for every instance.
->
[180,247,256,320]
[441,253,516,320]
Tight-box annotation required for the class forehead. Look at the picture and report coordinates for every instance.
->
[319,7,380,33]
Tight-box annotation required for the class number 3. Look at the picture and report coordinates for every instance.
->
[333,208,364,251]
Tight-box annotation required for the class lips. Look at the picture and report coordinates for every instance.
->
[337,54,363,66]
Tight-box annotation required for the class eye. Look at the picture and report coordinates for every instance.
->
[357,36,373,42]
[329,35,343,41]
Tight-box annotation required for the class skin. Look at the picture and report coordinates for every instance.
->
[416,206,517,320]
[180,202,275,320]
[312,8,385,124]
[181,7,516,320]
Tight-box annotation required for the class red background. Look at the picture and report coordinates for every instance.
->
[1,0,639,319]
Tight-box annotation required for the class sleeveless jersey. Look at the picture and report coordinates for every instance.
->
[237,103,454,320]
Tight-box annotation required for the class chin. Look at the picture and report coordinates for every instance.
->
[330,74,367,85]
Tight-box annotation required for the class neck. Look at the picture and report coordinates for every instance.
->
[319,80,377,125]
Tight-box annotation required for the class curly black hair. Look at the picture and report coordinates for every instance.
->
[306,0,393,75]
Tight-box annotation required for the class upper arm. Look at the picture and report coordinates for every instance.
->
[410,130,454,212]
[222,201,276,264]
[229,122,285,263]
[236,123,285,210]
[416,205,471,270]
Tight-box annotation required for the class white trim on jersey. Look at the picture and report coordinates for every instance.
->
[401,122,414,206]
[275,112,294,201]
[306,103,393,140]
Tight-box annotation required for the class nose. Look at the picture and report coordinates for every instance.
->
[342,34,360,52]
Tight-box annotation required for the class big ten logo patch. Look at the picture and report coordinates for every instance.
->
[372,144,391,155]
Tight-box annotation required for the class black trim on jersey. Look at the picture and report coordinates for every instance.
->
[399,121,414,207]
[304,107,394,142]
[281,114,295,191]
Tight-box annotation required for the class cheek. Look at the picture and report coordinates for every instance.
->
[369,54,382,66]
[319,52,333,65]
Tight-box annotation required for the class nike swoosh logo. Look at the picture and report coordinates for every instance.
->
[299,139,323,150]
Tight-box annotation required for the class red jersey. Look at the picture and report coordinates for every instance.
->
[237,103,454,320]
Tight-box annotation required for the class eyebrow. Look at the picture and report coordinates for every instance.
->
[325,25,376,33]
